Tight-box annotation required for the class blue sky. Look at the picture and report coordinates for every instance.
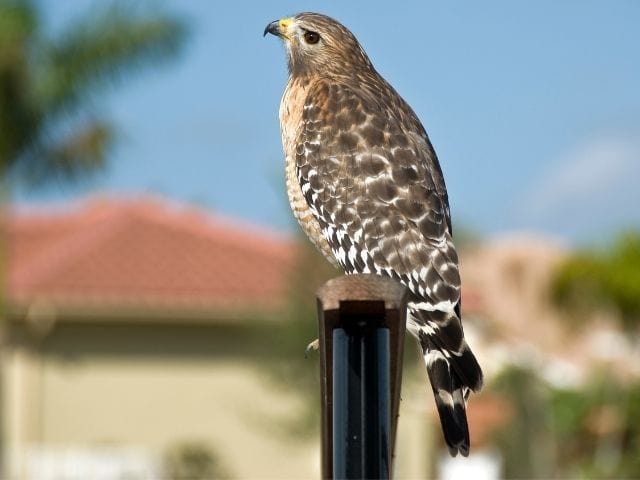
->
[23,0,640,245]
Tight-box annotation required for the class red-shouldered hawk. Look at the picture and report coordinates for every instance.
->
[265,12,483,457]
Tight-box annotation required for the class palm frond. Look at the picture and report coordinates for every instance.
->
[0,0,38,53]
[21,119,115,186]
[0,0,40,170]
[36,3,188,117]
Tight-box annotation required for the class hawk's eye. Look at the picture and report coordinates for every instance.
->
[303,31,320,44]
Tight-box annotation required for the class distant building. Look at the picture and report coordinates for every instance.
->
[1,197,319,479]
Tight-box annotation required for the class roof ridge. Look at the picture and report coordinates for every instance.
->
[125,199,295,261]
[12,194,293,243]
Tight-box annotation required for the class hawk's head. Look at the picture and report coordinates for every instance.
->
[264,12,373,76]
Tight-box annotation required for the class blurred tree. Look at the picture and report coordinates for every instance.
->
[549,376,640,478]
[164,441,230,479]
[255,232,338,437]
[490,366,555,479]
[488,367,640,479]
[0,0,187,187]
[551,232,640,331]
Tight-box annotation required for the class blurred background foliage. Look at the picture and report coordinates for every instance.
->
[489,366,640,479]
[252,232,336,438]
[163,441,230,480]
[552,232,640,331]
[0,0,187,187]
[490,366,555,479]
[477,229,640,478]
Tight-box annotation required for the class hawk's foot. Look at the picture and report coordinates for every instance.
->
[305,338,320,357]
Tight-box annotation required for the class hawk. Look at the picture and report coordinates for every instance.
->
[265,12,483,456]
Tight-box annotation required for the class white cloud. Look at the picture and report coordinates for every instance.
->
[522,135,639,216]
[514,133,640,241]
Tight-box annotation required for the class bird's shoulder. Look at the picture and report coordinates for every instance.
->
[301,74,423,136]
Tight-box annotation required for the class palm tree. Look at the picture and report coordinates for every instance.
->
[0,0,187,187]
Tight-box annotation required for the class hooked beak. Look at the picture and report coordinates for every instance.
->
[263,20,281,37]
[263,17,293,39]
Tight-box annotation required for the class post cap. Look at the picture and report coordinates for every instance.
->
[316,274,409,311]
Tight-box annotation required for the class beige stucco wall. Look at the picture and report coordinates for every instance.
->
[40,359,317,477]
[3,323,319,478]
[2,322,442,479]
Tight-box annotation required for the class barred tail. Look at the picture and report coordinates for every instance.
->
[422,342,470,456]
[411,308,483,457]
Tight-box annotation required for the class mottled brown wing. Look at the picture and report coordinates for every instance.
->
[295,79,461,307]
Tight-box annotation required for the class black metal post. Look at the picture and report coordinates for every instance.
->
[333,324,390,479]
[317,274,408,480]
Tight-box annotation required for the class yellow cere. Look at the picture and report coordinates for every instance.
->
[279,17,293,38]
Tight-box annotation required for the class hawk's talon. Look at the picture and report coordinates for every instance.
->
[305,338,319,357]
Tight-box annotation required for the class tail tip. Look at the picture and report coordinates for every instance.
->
[447,442,470,458]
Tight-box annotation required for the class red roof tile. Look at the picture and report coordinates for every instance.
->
[6,197,297,318]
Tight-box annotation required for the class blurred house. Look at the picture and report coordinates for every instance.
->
[1,197,320,479]
[4,197,635,479]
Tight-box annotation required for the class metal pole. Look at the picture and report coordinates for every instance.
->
[316,274,408,480]
[333,324,390,479]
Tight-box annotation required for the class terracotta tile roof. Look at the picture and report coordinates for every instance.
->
[6,197,297,319]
